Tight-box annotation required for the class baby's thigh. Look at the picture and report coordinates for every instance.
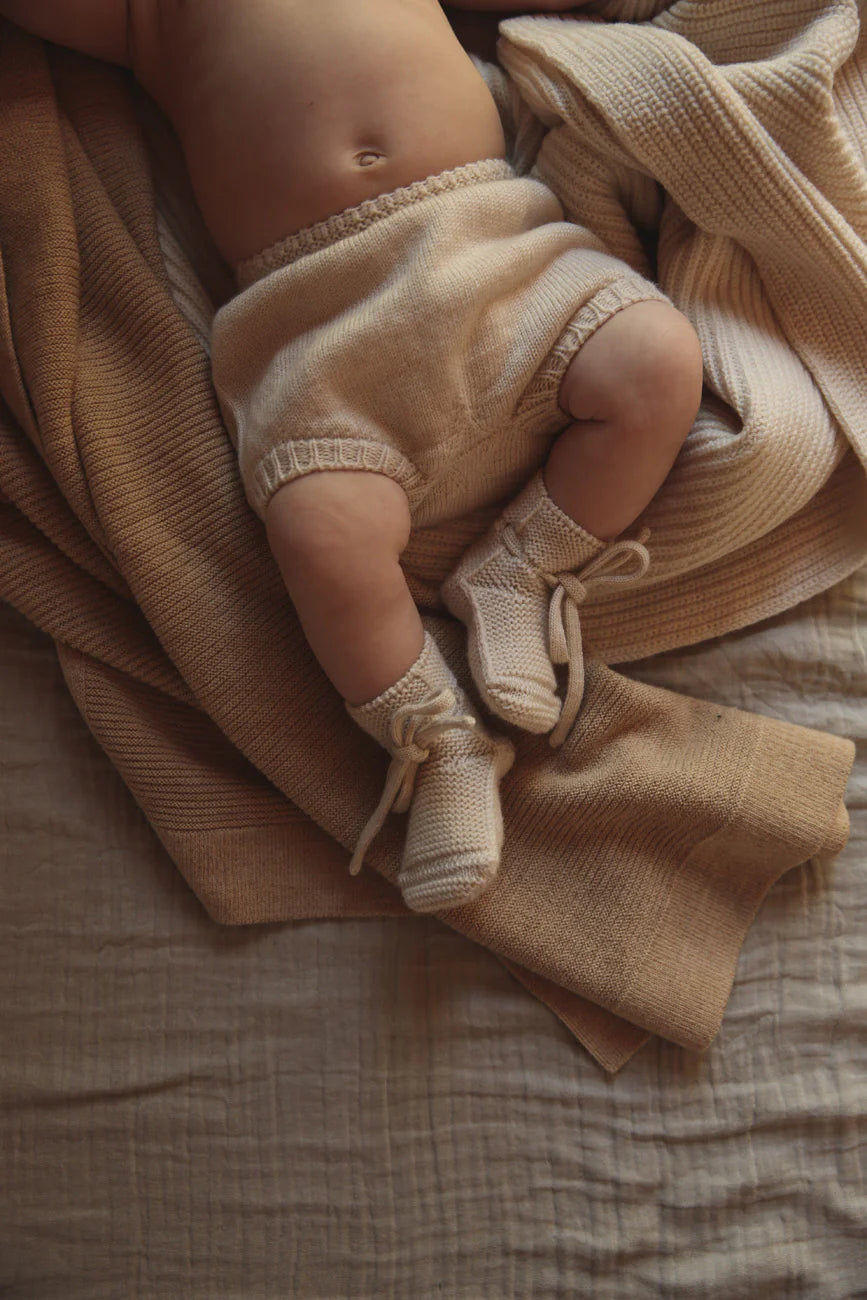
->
[558,301,703,431]
[265,471,413,574]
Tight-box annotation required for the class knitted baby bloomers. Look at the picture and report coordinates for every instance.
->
[210,159,671,530]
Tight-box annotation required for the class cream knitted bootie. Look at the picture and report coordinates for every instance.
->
[442,472,651,746]
[347,633,515,914]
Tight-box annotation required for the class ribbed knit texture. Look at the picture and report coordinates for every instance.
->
[236,158,514,285]
[496,0,867,658]
[212,163,668,526]
[0,6,860,1070]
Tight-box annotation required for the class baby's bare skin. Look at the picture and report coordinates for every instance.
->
[2,0,576,266]
[0,0,702,707]
[132,0,513,264]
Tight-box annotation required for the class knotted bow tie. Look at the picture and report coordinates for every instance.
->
[502,524,652,747]
[349,688,476,876]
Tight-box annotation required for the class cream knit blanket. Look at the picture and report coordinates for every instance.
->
[435,0,867,664]
[0,1,862,1072]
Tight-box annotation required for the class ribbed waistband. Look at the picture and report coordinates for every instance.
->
[235,157,515,288]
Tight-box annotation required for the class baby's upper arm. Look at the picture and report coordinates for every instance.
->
[446,1,590,10]
[0,0,131,66]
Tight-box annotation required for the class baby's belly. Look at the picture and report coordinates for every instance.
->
[138,0,506,265]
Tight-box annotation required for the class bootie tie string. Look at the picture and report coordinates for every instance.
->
[502,524,651,747]
[349,688,476,877]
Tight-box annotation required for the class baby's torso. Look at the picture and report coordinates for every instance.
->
[130,0,505,265]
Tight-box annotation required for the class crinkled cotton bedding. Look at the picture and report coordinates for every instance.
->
[1,562,864,1298]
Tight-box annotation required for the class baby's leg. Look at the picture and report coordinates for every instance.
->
[265,471,422,706]
[442,301,702,743]
[266,471,514,913]
[546,301,703,540]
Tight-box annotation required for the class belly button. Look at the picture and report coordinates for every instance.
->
[354,149,387,168]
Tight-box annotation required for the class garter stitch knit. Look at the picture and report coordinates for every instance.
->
[442,472,651,743]
[347,633,515,914]
[0,2,862,1071]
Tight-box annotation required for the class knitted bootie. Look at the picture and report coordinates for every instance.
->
[347,633,515,914]
[442,471,650,746]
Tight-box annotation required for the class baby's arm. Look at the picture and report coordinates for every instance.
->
[447,1,589,8]
[0,0,130,63]
[1,1,588,64]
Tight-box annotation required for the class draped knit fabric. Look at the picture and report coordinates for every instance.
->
[0,0,863,1072]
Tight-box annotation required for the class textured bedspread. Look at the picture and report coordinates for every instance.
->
[1,568,864,1296]
[0,0,863,1072]
[1,0,866,1289]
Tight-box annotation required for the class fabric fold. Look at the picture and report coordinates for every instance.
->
[0,8,862,1071]
[497,0,867,658]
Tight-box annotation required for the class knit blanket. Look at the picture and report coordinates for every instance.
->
[0,0,862,1071]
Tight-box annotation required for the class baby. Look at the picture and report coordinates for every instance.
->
[3,0,703,912]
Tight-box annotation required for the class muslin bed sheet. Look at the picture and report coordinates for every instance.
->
[1,570,864,1297]
[1,0,867,1290]
[2,0,864,1073]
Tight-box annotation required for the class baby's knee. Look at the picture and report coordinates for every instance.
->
[560,300,703,444]
[265,470,411,585]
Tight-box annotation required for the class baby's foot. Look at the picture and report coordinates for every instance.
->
[442,472,650,745]
[441,472,602,735]
[347,633,514,913]
[399,711,514,912]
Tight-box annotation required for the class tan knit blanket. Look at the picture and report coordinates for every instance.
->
[0,0,862,1071]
